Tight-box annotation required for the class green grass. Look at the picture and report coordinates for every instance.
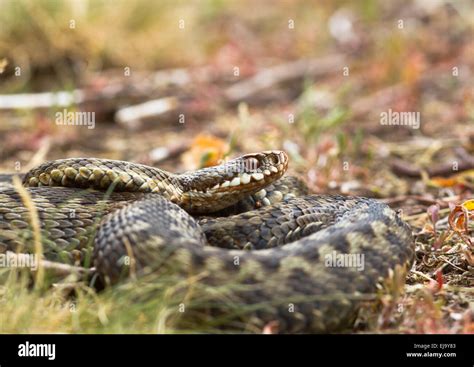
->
[0,266,257,333]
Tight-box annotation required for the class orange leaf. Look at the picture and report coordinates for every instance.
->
[182,134,229,169]
[448,205,468,232]
[430,177,459,188]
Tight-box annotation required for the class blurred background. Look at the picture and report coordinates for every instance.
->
[0,0,473,332]
[0,0,471,184]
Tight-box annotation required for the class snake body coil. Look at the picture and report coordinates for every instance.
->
[0,151,414,332]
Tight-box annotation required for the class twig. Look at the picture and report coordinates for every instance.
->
[411,270,435,281]
[0,90,85,109]
[5,251,91,277]
[146,143,189,164]
[381,195,461,207]
[454,147,474,166]
[0,67,210,112]
[391,158,474,178]
[430,244,463,276]
[115,97,179,129]
[40,260,91,277]
[224,55,346,103]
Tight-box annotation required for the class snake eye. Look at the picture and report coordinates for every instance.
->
[267,154,280,165]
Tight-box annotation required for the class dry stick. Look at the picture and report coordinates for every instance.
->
[11,176,44,289]
[411,270,435,282]
[0,67,210,111]
[454,147,474,166]
[380,195,450,206]
[1,57,345,116]
[430,244,464,277]
[382,194,464,207]
[147,143,189,164]
[6,251,90,278]
[0,90,85,109]
[224,55,346,103]
[391,158,474,178]
[392,147,474,178]
[40,260,91,277]
[403,208,452,222]
[114,97,179,129]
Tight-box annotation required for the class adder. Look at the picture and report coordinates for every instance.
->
[0,151,414,332]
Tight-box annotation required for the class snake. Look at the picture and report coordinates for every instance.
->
[0,151,414,333]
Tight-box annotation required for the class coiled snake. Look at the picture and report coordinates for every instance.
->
[0,151,414,332]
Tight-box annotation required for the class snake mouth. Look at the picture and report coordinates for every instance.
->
[211,150,288,191]
[180,150,288,213]
[197,150,288,194]
[181,150,288,197]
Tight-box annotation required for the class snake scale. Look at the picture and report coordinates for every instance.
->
[0,151,414,332]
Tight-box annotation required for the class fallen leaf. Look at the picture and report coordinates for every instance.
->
[182,134,229,169]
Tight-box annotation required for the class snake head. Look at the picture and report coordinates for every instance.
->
[180,150,288,213]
